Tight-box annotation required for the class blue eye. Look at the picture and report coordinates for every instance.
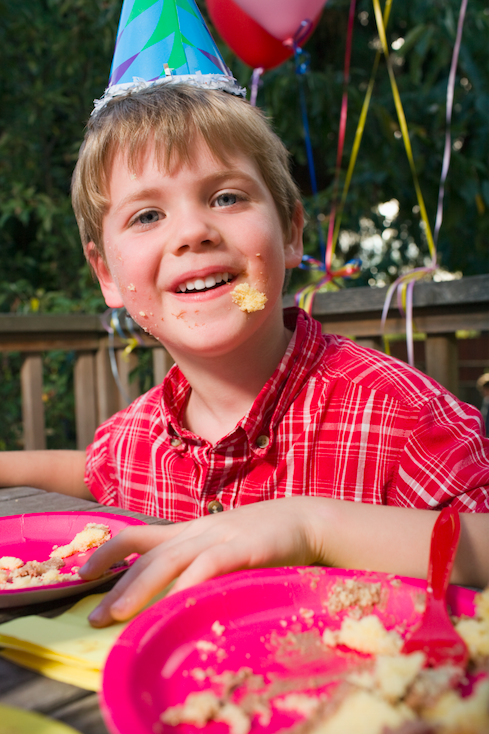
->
[215,193,238,207]
[138,210,160,225]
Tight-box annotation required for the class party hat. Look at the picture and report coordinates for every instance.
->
[93,0,244,113]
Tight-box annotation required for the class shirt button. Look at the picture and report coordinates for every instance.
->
[256,435,270,448]
[207,500,224,514]
[170,437,182,447]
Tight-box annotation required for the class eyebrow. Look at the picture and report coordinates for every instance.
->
[112,169,261,214]
[113,188,163,215]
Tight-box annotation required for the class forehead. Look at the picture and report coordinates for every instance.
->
[115,131,253,173]
[106,136,267,194]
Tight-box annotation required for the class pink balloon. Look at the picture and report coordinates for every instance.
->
[232,0,328,40]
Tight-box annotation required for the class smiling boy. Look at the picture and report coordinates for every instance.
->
[89,112,303,446]
[1,84,488,627]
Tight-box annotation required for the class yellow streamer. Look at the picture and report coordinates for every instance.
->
[372,0,436,261]
[332,0,393,253]
[122,337,139,360]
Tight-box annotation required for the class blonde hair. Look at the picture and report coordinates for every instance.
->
[72,84,300,259]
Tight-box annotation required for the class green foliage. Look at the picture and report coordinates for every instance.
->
[0,0,116,313]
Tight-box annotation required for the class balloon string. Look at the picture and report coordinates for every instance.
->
[332,0,392,250]
[434,0,467,247]
[250,66,264,107]
[100,307,145,404]
[377,0,467,366]
[325,0,356,273]
[373,0,435,261]
[295,0,360,312]
[292,39,326,264]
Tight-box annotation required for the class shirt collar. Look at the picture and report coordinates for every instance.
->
[160,308,326,451]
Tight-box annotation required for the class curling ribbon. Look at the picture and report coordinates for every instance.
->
[249,66,264,106]
[289,29,327,263]
[295,0,360,312]
[434,0,467,247]
[100,308,145,404]
[378,0,467,365]
[372,0,435,260]
[331,0,393,251]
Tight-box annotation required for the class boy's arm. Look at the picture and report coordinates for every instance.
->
[80,497,489,627]
[0,450,94,500]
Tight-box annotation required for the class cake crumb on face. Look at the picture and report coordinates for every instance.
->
[231,283,267,313]
[50,523,111,559]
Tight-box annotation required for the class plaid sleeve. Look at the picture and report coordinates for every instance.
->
[393,392,489,511]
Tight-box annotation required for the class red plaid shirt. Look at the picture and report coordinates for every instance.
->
[85,308,489,521]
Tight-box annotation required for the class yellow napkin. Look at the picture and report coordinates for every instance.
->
[0,586,172,691]
[0,704,82,734]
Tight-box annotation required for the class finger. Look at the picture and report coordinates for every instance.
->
[79,524,183,579]
[168,539,254,594]
[88,528,231,626]
[101,531,272,626]
[87,552,163,627]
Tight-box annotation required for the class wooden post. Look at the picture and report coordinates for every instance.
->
[20,354,46,450]
[95,340,120,423]
[425,334,459,396]
[74,352,98,449]
[152,347,175,385]
[116,350,140,410]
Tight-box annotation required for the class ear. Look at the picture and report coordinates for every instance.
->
[284,201,304,269]
[86,242,125,308]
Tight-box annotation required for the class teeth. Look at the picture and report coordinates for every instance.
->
[177,272,230,293]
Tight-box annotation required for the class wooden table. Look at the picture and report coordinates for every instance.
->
[0,487,170,734]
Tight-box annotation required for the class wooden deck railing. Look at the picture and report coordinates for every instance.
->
[1,273,488,451]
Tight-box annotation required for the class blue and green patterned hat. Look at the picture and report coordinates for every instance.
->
[94,0,244,113]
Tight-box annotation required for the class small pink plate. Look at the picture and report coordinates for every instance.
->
[101,567,479,734]
[0,512,146,607]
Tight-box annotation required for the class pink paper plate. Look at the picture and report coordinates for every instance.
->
[101,567,479,734]
[0,512,146,607]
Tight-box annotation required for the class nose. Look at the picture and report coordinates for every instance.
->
[171,206,221,254]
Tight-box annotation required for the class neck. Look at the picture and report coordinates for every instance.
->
[168,311,294,444]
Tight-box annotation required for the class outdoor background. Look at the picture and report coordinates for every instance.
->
[1,0,488,448]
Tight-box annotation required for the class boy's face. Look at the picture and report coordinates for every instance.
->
[92,138,303,360]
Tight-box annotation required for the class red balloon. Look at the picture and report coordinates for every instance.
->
[206,0,318,70]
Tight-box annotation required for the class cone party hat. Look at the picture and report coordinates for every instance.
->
[94,0,244,113]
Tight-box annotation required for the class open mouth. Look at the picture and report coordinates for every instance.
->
[176,272,234,294]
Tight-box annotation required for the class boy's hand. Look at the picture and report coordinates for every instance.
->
[80,498,489,628]
[79,498,324,627]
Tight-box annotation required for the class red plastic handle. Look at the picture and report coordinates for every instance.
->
[428,506,461,601]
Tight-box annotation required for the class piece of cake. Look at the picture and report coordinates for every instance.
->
[0,556,24,570]
[50,523,111,558]
[231,283,267,313]
[323,614,403,656]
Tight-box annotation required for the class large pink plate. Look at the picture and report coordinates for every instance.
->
[101,567,478,734]
[0,512,146,607]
